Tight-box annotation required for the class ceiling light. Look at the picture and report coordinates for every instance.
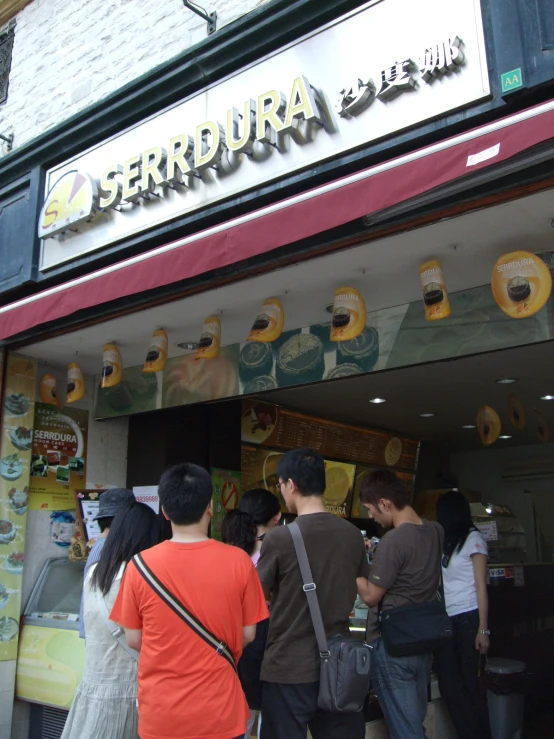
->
[485,505,493,514]
[499,435,512,440]
[496,378,517,384]
[462,424,476,429]
[369,397,386,404]
[540,395,554,401]
[420,413,436,418]
[175,340,199,351]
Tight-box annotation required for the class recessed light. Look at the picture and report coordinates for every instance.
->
[462,424,476,429]
[540,395,554,401]
[369,397,387,404]
[496,378,517,384]
[499,435,512,440]
[175,340,199,351]
[420,413,436,418]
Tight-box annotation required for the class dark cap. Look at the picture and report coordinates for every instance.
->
[93,488,135,520]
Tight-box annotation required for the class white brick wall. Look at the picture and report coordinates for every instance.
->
[0,0,271,155]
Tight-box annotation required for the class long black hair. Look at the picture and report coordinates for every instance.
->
[90,501,160,595]
[221,488,281,556]
[436,490,477,566]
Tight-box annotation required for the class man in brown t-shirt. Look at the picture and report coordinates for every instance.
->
[257,448,369,739]
[356,469,443,739]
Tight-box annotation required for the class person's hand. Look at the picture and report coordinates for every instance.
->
[475,632,490,654]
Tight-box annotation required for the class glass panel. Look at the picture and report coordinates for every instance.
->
[31,559,85,616]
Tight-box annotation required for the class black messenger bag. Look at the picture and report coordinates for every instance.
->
[379,525,453,657]
[289,522,371,714]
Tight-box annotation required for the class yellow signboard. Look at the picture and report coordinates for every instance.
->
[15,625,85,707]
[0,355,37,661]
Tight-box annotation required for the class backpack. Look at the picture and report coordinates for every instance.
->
[288,522,371,714]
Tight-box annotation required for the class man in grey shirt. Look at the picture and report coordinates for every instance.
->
[78,488,135,639]
[356,469,443,739]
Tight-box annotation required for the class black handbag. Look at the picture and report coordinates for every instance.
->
[378,526,453,657]
[289,522,371,714]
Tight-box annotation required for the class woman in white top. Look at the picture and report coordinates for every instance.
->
[62,502,159,739]
[222,489,281,739]
[435,491,491,739]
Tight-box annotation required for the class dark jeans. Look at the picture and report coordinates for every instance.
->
[260,681,365,739]
[370,638,432,739]
[435,609,491,739]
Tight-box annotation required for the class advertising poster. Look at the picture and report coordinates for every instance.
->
[29,403,88,510]
[0,354,37,661]
[132,486,160,514]
[75,489,108,545]
[210,469,242,541]
[241,446,355,518]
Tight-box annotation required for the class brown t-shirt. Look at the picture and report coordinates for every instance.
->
[366,520,443,642]
[257,513,369,684]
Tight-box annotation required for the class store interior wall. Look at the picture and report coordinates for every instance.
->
[451,442,554,563]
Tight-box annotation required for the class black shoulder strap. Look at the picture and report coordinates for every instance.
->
[288,522,330,658]
[132,553,237,673]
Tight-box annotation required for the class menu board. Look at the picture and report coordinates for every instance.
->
[241,445,356,518]
[29,403,88,510]
[241,399,419,472]
[0,354,37,661]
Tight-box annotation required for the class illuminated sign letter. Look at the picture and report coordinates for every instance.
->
[195,121,227,171]
[122,154,142,202]
[283,76,321,133]
[166,135,195,186]
[226,99,256,155]
[141,147,168,193]
[99,165,123,209]
[256,90,286,146]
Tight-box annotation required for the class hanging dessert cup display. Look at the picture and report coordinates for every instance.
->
[247,298,284,343]
[101,343,123,388]
[195,316,221,360]
[66,363,86,404]
[143,329,168,373]
[330,287,366,342]
[419,259,451,321]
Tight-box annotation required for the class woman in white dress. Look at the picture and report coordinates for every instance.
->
[62,501,159,739]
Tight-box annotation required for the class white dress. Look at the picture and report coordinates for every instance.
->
[61,565,138,739]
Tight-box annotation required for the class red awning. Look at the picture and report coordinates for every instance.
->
[2,99,554,342]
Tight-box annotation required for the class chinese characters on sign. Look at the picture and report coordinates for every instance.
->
[337,36,466,115]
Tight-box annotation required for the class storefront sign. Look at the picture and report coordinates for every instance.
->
[39,0,489,269]
[29,403,88,510]
[0,354,37,661]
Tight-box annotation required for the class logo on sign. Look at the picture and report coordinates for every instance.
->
[38,170,98,239]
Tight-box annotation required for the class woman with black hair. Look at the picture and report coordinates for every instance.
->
[222,489,281,739]
[62,501,160,739]
[435,491,491,739]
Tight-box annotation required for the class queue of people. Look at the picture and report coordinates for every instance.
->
[65,449,490,739]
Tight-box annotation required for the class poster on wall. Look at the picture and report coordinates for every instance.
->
[28,403,88,510]
[241,446,356,518]
[132,486,160,514]
[210,469,242,541]
[75,489,109,545]
[0,354,37,661]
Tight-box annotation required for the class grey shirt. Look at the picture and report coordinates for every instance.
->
[366,520,443,642]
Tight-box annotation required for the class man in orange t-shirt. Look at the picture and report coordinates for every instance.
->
[111,463,269,739]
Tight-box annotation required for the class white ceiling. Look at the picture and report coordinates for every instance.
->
[265,341,554,452]
[22,187,554,376]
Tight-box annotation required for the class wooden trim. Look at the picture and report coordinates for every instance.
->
[0,0,31,26]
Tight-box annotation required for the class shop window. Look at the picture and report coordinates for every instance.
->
[0,25,14,105]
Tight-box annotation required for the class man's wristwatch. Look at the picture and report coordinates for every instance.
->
[478,629,491,635]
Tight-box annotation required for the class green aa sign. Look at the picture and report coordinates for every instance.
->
[501,68,523,94]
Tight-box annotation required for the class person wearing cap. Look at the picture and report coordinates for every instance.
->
[78,488,135,639]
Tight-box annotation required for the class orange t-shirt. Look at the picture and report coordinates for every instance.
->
[110,539,269,739]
